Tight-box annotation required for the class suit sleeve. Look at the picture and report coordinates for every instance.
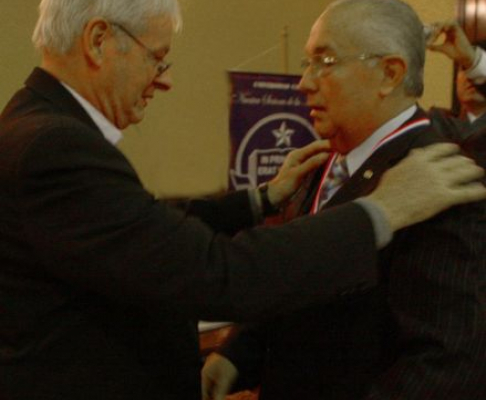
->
[17,124,378,322]
[168,190,257,236]
[366,201,486,399]
[467,46,486,97]
[217,323,268,392]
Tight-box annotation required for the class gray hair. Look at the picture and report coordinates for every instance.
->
[32,0,182,54]
[327,0,426,97]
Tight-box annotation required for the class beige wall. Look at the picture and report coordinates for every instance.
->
[0,0,456,197]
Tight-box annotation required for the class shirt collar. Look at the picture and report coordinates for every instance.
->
[346,105,417,176]
[467,111,480,123]
[61,82,123,146]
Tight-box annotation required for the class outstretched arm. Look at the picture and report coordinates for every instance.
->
[365,142,485,233]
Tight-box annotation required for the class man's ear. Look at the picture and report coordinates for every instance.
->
[378,55,407,97]
[82,18,111,66]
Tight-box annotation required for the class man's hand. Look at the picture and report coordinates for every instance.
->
[201,353,238,400]
[366,143,486,232]
[426,21,476,69]
[266,140,331,207]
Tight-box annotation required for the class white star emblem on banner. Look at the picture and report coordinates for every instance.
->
[272,121,295,147]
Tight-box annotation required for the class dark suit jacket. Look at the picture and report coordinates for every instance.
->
[0,68,379,400]
[221,109,486,399]
[428,106,486,140]
[463,129,486,169]
[428,82,486,169]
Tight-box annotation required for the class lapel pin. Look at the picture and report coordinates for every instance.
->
[363,170,374,179]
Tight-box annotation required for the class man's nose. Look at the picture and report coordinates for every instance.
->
[298,67,318,94]
[154,70,173,91]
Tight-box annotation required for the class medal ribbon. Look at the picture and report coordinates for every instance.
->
[310,118,431,214]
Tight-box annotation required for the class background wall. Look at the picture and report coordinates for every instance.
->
[0,0,456,197]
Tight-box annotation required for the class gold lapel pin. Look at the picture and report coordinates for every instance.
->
[363,170,374,179]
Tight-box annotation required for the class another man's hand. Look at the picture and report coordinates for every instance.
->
[201,353,238,400]
[427,21,476,69]
[266,140,331,207]
[366,143,486,232]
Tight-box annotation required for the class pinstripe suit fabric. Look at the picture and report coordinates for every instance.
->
[221,109,486,399]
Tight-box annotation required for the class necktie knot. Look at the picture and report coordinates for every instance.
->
[330,154,349,184]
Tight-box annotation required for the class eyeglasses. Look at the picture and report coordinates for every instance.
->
[111,22,171,76]
[301,53,384,77]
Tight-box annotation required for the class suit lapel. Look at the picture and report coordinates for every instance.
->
[325,134,413,208]
[295,109,441,212]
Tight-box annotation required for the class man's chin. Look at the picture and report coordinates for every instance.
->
[308,123,345,152]
[314,124,336,140]
[129,109,145,125]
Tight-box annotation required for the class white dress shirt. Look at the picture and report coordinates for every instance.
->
[61,82,123,146]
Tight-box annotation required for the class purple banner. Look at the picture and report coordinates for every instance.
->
[228,72,319,190]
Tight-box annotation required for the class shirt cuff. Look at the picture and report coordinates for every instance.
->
[353,198,393,249]
[466,47,486,84]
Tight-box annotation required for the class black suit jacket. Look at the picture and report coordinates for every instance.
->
[463,129,486,169]
[0,68,379,400]
[221,109,486,399]
[428,104,486,169]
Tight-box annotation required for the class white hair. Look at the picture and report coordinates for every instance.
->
[327,0,426,97]
[32,0,182,54]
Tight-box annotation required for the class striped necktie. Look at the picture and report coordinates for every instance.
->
[317,154,349,210]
